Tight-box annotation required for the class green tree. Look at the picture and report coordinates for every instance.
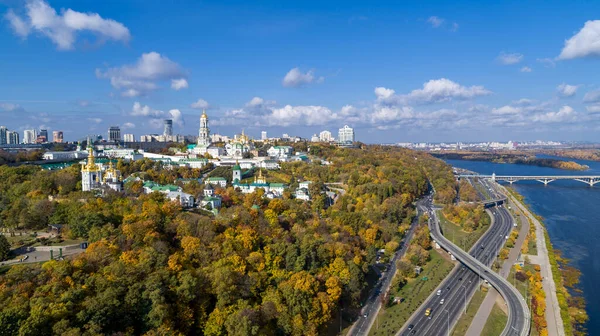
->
[0,235,10,261]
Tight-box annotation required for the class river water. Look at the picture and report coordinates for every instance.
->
[444,156,598,334]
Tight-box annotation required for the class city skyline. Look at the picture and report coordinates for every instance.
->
[1,1,600,143]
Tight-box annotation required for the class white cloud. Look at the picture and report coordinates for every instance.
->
[97,52,186,97]
[427,16,444,28]
[247,97,265,107]
[0,103,25,112]
[532,106,576,123]
[536,58,556,68]
[492,105,522,115]
[267,105,336,126]
[4,0,130,50]
[557,83,578,97]
[190,98,210,109]
[451,22,459,32]
[520,66,532,72]
[374,87,396,100]
[583,89,600,103]
[87,117,102,124]
[130,102,184,128]
[558,20,600,60]
[512,98,535,106]
[404,78,491,103]
[282,67,323,87]
[171,78,188,90]
[371,106,414,123]
[586,105,600,113]
[497,52,524,65]
[122,122,135,129]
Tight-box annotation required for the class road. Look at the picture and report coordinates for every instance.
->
[398,201,515,336]
[349,196,430,336]
[421,204,528,336]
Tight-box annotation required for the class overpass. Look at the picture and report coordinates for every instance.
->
[459,173,600,186]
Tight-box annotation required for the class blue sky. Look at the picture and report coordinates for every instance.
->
[1,0,600,143]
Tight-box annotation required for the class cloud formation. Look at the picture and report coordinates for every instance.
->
[96,52,186,97]
[190,98,210,109]
[404,78,491,103]
[558,20,600,60]
[130,102,185,127]
[520,66,532,73]
[497,52,524,65]
[556,83,578,97]
[4,0,130,50]
[427,16,444,28]
[583,89,600,103]
[282,67,323,87]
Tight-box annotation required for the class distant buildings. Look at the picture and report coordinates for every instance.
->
[261,131,267,140]
[197,110,210,146]
[23,129,37,144]
[338,125,354,143]
[108,126,121,142]
[123,133,135,142]
[81,144,123,192]
[319,130,333,142]
[267,146,293,159]
[53,131,63,143]
[0,126,6,145]
[164,119,173,136]
[311,134,320,142]
[37,129,48,143]
[7,131,19,144]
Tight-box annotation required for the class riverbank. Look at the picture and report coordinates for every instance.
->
[433,152,588,171]
[502,186,588,336]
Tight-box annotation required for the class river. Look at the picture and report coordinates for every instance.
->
[444,156,598,334]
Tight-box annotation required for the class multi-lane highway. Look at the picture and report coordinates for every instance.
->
[398,200,514,335]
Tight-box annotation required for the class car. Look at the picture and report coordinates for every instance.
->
[514,223,518,227]
[363,313,368,318]
[408,324,414,330]
[469,279,472,283]
[458,277,463,281]
[446,285,450,290]
[440,299,444,305]
[437,290,441,296]
[425,308,432,317]
[480,245,484,249]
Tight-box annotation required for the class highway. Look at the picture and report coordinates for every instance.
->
[398,201,514,335]
[350,197,430,335]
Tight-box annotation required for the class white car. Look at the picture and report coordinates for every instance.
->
[440,299,444,305]
[437,290,441,296]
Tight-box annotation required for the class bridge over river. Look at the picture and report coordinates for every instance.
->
[459,173,600,186]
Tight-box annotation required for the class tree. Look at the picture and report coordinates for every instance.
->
[0,235,10,261]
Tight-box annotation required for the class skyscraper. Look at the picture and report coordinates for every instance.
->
[7,131,19,145]
[0,126,6,145]
[319,130,333,142]
[164,119,173,136]
[123,133,135,142]
[53,131,63,143]
[338,125,354,143]
[197,110,210,146]
[108,126,121,142]
[261,131,267,140]
[38,129,48,143]
[23,129,36,144]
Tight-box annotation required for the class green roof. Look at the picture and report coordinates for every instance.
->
[183,158,208,162]
[151,184,180,192]
[233,163,241,170]
[187,144,197,149]
[273,146,292,149]
[206,177,226,181]
[203,196,221,201]
[251,205,260,210]
[269,183,286,188]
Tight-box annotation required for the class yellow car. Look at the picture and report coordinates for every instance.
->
[425,308,432,316]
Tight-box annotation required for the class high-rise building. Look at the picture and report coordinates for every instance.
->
[7,131,19,144]
[261,131,267,140]
[108,126,121,142]
[197,110,210,146]
[52,130,63,143]
[164,119,173,136]
[123,133,135,142]
[38,129,48,143]
[23,129,37,144]
[319,130,333,142]
[0,126,6,145]
[338,125,354,143]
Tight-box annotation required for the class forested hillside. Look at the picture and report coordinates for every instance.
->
[0,145,456,335]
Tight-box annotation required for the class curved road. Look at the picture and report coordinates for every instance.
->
[398,203,515,335]
[420,202,529,336]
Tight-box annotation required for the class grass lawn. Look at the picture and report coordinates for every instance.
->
[528,238,538,256]
[368,249,455,336]
[450,289,488,336]
[481,303,508,336]
[437,211,490,252]
[507,264,539,336]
